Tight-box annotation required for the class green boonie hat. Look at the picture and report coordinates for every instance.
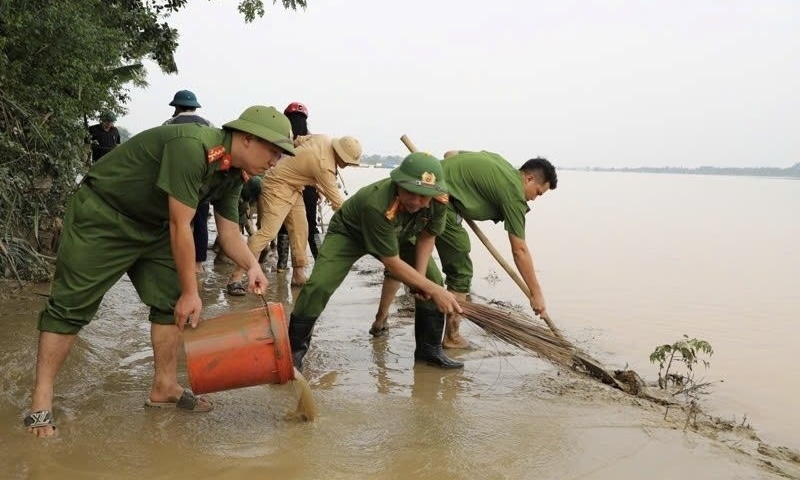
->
[390,152,448,196]
[100,112,117,122]
[169,90,201,108]
[223,105,296,156]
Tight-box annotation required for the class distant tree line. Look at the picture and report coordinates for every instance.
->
[573,162,800,179]
[359,154,405,167]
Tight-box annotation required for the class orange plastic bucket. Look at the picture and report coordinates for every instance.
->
[183,304,295,394]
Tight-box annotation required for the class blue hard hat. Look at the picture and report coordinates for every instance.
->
[169,90,201,108]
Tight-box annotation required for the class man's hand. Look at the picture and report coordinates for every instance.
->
[428,287,462,315]
[530,291,547,316]
[246,264,269,294]
[174,291,203,331]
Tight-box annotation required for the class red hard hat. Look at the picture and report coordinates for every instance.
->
[284,102,309,117]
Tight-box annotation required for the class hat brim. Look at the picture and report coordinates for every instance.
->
[223,118,296,156]
[169,100,202,108]
[390,169,448,196]
[332,138,360,165]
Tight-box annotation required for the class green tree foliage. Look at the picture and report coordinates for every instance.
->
[0,0,306,281]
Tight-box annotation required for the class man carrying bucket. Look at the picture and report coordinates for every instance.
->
[23,105,296,438]
[288,152,463,371]
[371,151,558,349]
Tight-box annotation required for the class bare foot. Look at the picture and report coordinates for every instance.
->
[195,262,205,274]
[291,271,307,286]
[28,424,56,438]
[370,313,389,336]
[443,334,470,349]
[443,316,470,349]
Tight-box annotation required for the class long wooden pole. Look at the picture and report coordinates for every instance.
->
[399,134,563,338]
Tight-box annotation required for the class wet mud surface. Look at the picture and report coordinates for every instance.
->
[1,253,799,479]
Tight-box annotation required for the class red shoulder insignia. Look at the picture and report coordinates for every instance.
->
[207,145,226,163]
[241,171,251,182]
[433,194,449,204]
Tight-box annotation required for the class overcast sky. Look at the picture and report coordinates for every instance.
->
[120,0,799,168]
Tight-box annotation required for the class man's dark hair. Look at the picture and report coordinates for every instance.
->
[519,157,557,189]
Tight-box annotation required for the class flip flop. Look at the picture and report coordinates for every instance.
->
[23,410,56,430]
[145,389,214,413]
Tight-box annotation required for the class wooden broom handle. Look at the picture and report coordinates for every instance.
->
[399,134,564,339]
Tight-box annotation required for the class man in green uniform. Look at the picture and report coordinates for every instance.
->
[24,105,296,438]
[371,151,558,349]
[289,152,463,371]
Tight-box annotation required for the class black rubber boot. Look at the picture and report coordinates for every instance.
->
[309,233,322,259]
[288,314,318,371]
[276,233,290,271]
[414,310,464,369]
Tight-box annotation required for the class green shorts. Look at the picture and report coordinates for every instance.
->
[38,185,180,334]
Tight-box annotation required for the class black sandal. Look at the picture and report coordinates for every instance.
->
[226,281,247,296]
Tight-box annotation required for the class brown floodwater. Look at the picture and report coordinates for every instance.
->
[1,169,798,479]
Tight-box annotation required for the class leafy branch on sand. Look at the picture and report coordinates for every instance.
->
[649,335,714,429]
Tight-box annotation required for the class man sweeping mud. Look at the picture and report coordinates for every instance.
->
[371,151,557,348]
[23,105,295,437]
[289,152,463,371]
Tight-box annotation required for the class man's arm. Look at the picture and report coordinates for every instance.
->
[381,254,460,315]
[168,197,202,329]
[214,212,268,293]
[508,233,546,315]
[315,170,344,209]
[414,231,436,273]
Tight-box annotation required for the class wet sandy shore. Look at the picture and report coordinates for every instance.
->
[1,253,798,479]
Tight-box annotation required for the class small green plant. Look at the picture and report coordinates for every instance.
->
[649,335,714,430]
[650,335,713,390]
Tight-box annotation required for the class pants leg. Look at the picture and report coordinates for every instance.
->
[397,240,444,310]
[435,207,473,293]
[303,186,320,259]
[249,188,298,259]
[284,198,309,268]
[192,202,210,263]
[291,232,366,318]
[127,231,182,325]
[303,186,319,234]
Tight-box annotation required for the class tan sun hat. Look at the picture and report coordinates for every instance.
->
[331,136,362,165]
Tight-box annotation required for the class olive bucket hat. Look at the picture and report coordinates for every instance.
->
[169,90,202,108]
[223,105,296,156]
[390,152,448,196]
[332,136,362,165]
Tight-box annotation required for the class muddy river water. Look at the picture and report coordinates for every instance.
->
[1,169,798,479]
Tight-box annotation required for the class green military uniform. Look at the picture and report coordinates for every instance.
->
[238,175,262,228]
[39,124,245,334]
[436,150,529,293]
[289,152,463,369]
[292,177,447,318]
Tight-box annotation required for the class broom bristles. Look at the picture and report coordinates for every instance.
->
[457,300,575,366]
